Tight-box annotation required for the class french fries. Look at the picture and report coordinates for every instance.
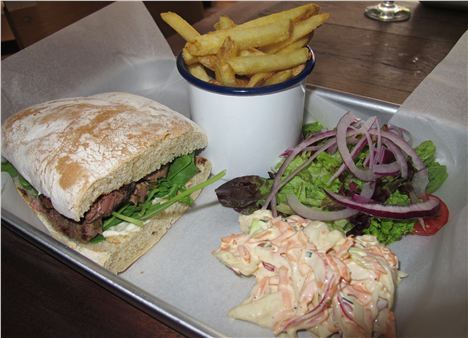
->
[228,48,311,75]
[237,4,319,29]
[160,12,200,42]
[247,72,274,87]
[161,3,329,88]
[261,13,330,54]
[182,47,198,65]
[277,37,310,54]
[215,37,238,86]
[264,64,306,85]
[188,64,210,82]
[264,69,295,85]
[198,55,218,71]
[214,16,236,30]
[186,20,291,56]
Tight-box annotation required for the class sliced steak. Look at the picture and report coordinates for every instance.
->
[35,195,102,242]
[29,165,169,243]
[145,165,168,184]
[31,183,135,243]
[129,165,168,204]
[129,182,149,205]
[84,183,135,224]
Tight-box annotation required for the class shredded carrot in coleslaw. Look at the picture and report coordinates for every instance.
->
[213,210,403,337]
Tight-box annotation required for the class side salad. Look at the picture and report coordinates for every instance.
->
[216,112,449,244]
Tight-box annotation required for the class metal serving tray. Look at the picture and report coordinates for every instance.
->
[3,85,465,337]
[1,85,397,337]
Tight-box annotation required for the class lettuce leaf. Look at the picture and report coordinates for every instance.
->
[153,153,200,204]
[415,140,436,166]
[426,162,448,193]
[102,153,201,230]
[364,218,414,245]
[302,121,324,138]
[415,140,448,193]
[276,151,342,211]
[2,161,38,195]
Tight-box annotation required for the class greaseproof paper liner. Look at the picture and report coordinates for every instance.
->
[385,30,468,338]
[1,1,189,122]
[2,2,467,337]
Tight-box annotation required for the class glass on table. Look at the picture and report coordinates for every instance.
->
[364,1,411,22]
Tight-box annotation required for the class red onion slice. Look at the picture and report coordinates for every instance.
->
[288,194,359,221]
[374,118,384,165]
[278,138,337,192]
[412,168,429,198]
[371,130,428,196]
[287,182,375,221]
[325,190,439,219]
[351,194,376,204]
[361,116,377,168]
[337,293,363,329]
[373,162,401,176]
[382,138,408,179]
[363,128,375,170]
[360,181,376,198]
[281,273,337,333]
[336,113,376,182]
[387,124,412,144]
[262,261,276,272]
[262,130,337,214]
[409,191,427,230]
[328,136,368,184]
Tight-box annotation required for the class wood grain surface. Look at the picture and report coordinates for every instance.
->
[2,2,466,338]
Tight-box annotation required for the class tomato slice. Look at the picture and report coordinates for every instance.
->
[412,194,449,235]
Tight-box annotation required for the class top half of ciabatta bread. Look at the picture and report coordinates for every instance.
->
[2,92,208,222]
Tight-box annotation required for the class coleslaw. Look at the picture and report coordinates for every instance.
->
[213,210,403,337]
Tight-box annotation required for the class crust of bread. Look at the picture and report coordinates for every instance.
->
[2,92,207,221]
[17,158,212,274]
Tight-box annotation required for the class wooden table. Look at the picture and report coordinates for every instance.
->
[2,2,466,337]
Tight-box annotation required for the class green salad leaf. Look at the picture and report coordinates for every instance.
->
[426,162,448,193]
[276,151,343,211]
[302,121,325,138]
[3,156,225,243]
[328,219,354,234]
[365,218,415,245]
[152,153,200,204]
[2,161,38,195]
[1,161,19,177]
[415,140,436,165]
[415,140,448,193]
[102,153,220,231]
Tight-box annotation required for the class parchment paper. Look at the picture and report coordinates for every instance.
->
[1,1,190,121]
[1,2,467,337]
[385,30,468,338]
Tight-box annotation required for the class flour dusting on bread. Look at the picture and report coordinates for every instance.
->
[2,92,207,221]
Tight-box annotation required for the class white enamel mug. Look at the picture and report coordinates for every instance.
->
[177,48,316,179]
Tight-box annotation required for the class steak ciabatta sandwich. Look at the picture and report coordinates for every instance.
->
[2,92,217,273]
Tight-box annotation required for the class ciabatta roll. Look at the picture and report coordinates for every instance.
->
[2,92,211,273]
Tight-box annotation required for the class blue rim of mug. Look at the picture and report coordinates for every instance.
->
[176,46,316,96]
